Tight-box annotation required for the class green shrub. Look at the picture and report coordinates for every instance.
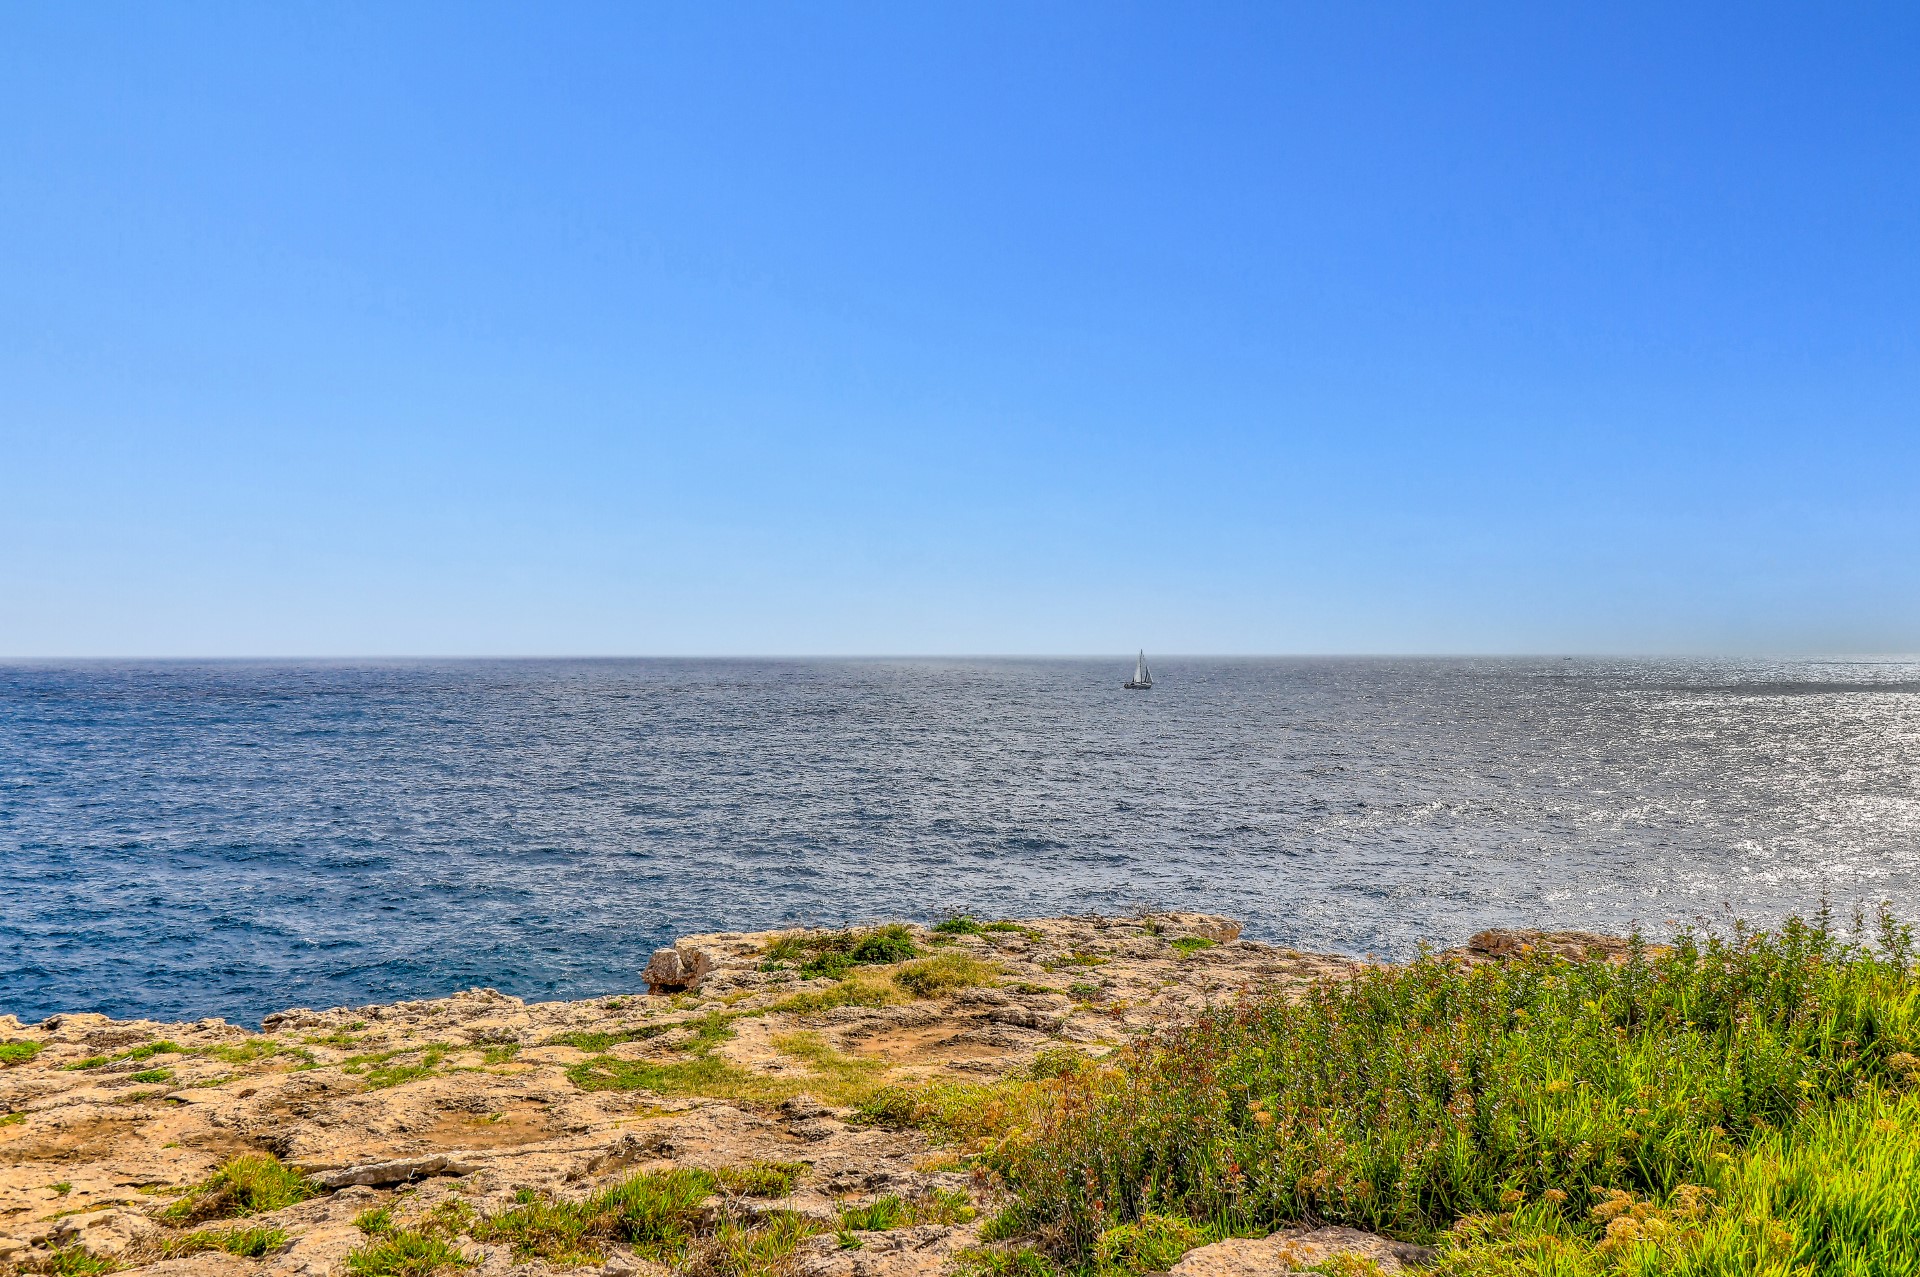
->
[767,925,920,980]
[129,1068,172,1084]
[0,1040,42,1067]
[1168,937,1215,956]
[935,916,985,935]
[989,910,1920,1262]
[839,1190,975,1233]
[1438,1084,1920,1275]
[765,977,907,1015]
[355,1206,397,1237]
[1092,1213,1207,1277]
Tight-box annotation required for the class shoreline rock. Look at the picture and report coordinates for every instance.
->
[0,913,1578,1275]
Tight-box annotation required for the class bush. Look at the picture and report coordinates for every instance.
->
[766,925,920,980]
[990,910,1920,1261]
[1091,1213,1207,1277]
[0,1041,44,1067]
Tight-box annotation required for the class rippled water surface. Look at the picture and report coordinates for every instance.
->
[3,657,1918,1023]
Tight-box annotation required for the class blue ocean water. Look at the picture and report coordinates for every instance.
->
[3,657,1918,1025]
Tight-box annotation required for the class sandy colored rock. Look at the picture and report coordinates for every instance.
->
[1169,1226,1437,1275]
[1455,928,1642,963]
[0,913,1409,1277]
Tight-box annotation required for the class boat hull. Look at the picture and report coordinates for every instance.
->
[1123,681,1152,690]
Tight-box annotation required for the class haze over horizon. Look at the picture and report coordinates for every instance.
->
[4,4,1917,659]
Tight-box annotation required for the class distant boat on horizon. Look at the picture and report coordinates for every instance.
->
[1123,650,1153,690]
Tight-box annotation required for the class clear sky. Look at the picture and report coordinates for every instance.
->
[3,3,1916,657]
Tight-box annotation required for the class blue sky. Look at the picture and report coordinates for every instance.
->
[3,3,1916,656]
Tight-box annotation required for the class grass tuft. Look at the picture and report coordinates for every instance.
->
[682,1211,825,1277]
[160,1226,290,1259]
[158,1152,319,1224]
[472,1168,716,1265]
[0,1040,42,1067]
[716,1161,809,1198]
[764,925,919,981]
[344,1230,474,1277]
[894,952,1000,998]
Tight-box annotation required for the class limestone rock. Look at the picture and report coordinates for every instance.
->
[309,1153,479,1188]
[1460,929,1637,963]
[1170,1227,1435,1276]
[645,947,716,994]
[48,1208,159,1258]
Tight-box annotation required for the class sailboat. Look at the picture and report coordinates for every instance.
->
[1123,650,1153,690]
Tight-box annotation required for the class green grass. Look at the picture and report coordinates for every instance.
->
[1435,1084,1920,1275]
[763,976,909,1015]
[715,1161,808,1197]
[344,1230,474,1277]
[473,1168,717,1265]
[763,924,919,980]
[128,1068,173,1084]
[356,1206,398,1236]
[545,1026,666,1052]
[0,1036,43,1067]
[565,1010,767,1097]
[894,952,1001,998]
[160,1226,290,1259]
[480,1043,522,1065]
[684,1211,826,1277]
[34,1246,118,1276]
[159,1153,320,1224]
[1038,951,1109,971]
[935,916,987,935]
[1168,937,1216,956]
[973,908,1920,1273]
[839,1189,976,1232]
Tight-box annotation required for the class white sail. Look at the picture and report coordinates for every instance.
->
[1136,652,1148,683]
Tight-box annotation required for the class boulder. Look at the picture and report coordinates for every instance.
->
[645,947,715,994]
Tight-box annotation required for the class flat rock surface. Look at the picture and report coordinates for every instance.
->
[1170,1227,1439,1275]
[0,914,1384,1276]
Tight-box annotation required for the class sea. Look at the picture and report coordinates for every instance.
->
[2,657,1917,1026]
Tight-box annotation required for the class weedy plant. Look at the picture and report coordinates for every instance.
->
[473,1169,719,1265]
[159,1153,319,1224]
[763,924,919,980]
[0,1040,43,1067]
[973,907,1920,1274]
